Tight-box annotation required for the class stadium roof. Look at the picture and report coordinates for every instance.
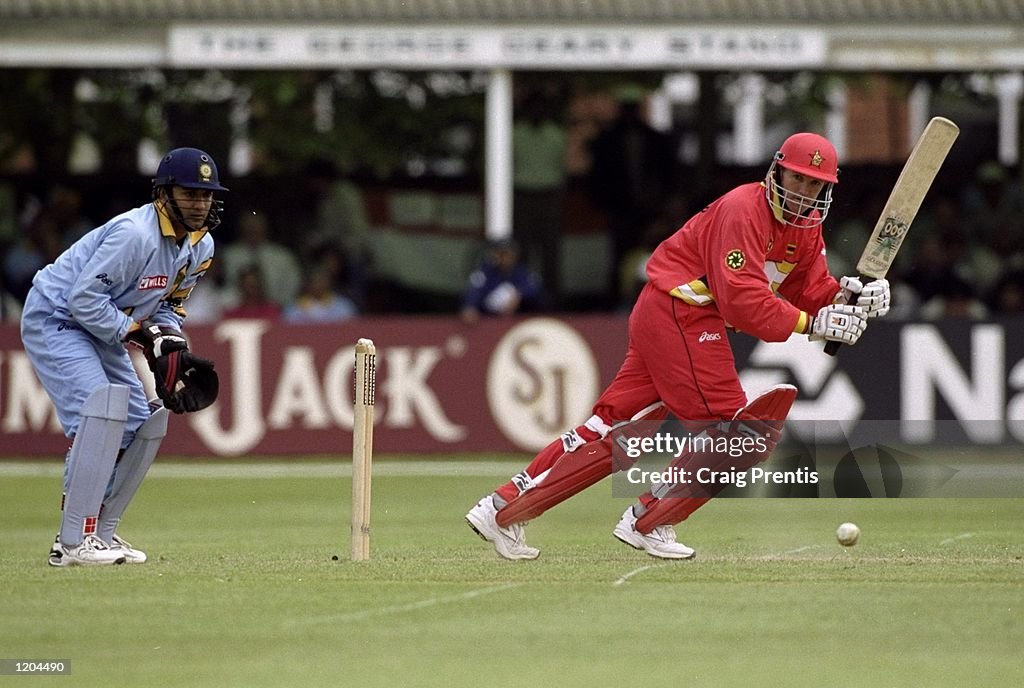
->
[2,0,1022,23]
[0,0,1021,70]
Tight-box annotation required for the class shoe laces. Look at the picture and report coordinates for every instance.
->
[506,521,530,548]
[82,535,111,551]
[652,525,677,543]
[110,534,132,550]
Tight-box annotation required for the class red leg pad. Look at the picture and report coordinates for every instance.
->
[495,403,670,527]
[495,440,614,527]
[634,496,711,531]
[634,385,797,533]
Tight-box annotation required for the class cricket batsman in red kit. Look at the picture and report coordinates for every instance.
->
[467,132,892,560]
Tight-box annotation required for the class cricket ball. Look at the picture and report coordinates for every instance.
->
[836,522,860,546]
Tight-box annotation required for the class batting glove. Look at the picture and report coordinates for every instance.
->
[810,304,868,346]
[858,278,891,318]
[839,276,891,318]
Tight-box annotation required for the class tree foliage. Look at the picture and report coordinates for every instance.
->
[1,67,491,181]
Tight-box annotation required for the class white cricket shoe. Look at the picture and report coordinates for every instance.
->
[48,534,126,567]
[613,506,696,560]
[466,496,540,561]
[108,534,147,564]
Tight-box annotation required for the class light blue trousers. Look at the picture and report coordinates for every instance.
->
[21,289,151,456]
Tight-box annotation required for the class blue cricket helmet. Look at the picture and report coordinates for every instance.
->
[152,147,228,192]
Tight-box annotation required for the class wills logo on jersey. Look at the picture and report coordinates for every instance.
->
[725,249,746,270]
[138,275,169,290]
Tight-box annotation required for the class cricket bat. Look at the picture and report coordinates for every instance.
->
[824,116,960,356]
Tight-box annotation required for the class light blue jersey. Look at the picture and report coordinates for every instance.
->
[30,202,214,343]
[21,201,215,439]
[25,147,227,556]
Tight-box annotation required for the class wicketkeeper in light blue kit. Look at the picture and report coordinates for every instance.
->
[21,147,225,567]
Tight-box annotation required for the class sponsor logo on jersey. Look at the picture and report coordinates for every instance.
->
[725,249,745,270]
[139,275,169,290]
[698,330,722,343]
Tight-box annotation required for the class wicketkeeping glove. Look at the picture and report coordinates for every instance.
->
[124,319,189,409]
[166,352,219,414]
[809,304,868,346]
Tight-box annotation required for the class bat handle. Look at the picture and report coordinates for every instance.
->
[823,289,861,357]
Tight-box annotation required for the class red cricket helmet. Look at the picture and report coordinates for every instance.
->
[775,133,839,183]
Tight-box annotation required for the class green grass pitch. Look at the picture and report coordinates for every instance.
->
[2,458,1022,687]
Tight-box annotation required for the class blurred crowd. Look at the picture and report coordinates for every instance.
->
[0,165,365,325]
[1,108,1022,324]
[824,160,1024,321]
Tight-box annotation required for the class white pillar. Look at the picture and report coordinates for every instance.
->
[485,68,513,241]
[229,87,254,176]
[995,72,1023,166]
[907,80,932,148]
[663,72,700,105]
[825,81,848,160]
[732,73,766,164]
[648,86,673,133]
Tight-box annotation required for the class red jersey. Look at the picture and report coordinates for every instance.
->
[645,182,839,342]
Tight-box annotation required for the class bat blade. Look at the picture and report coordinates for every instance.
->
[855,116,960,279]
[823,116,958,357]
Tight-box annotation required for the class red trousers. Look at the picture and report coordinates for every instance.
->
[495,284,748,504]
[595,283,747,424]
